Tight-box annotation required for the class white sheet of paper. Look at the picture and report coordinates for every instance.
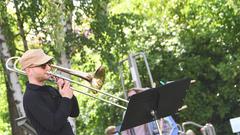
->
[230,117,240,133]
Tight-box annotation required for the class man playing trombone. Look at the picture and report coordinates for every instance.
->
[19,49,79,135]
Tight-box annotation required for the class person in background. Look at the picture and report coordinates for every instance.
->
[121,88,151,135]
[121,88,177,135]
[105,126,118,135]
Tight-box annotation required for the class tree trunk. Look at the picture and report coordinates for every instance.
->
[47,0,77,133]
[61,12,77,134]
[0,27,25,135]
[57,3,77,134]
[59,49,77,134]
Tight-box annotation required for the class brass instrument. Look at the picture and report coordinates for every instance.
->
[51,64,105,91]
[178,121,216,135]
[6,57,128,110]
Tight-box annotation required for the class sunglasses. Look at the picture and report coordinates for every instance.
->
[35,61,53,69]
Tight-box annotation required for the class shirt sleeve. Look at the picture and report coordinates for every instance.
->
[24,94,72,132]
[51,86,79,117]
[69,95,80,117]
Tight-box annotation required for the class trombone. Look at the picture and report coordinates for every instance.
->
[6,57,128,110]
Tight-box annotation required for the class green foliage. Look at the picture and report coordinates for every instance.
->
[0,63,11,135]
[0,1,16,54]
[1,0,240,134]
[171,0,240,134]
[75,0,240,134]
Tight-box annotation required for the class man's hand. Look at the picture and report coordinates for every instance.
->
[57,79,73,99]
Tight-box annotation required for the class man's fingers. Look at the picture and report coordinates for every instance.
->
[57,79,64,85]
[62,80,70,90]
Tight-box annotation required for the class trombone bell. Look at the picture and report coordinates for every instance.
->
[91,65,105,92]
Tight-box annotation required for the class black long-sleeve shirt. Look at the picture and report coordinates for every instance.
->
[23,82,80,135]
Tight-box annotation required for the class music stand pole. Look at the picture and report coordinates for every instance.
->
[151,110,162,135]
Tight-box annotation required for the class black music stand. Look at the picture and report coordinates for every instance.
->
[120,78,191,132]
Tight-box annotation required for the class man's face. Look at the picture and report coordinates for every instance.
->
[26,62,52,82]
